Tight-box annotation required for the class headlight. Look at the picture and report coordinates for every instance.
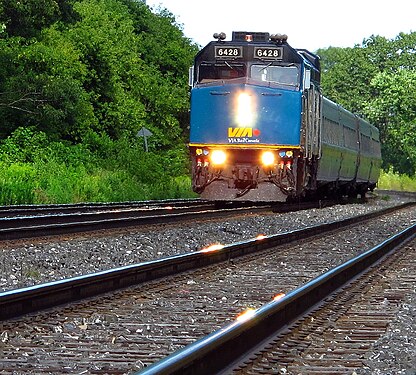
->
[210,150,226,165]
[236,92,255,127]
[261,151,275,166]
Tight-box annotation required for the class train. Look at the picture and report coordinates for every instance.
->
[188,31,382,202]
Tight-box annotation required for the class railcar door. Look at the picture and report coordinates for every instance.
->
[300,82,322,194]
[303,84,322,160]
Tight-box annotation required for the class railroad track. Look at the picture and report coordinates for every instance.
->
[0,202,414,374]
[0,196,367,241]
[229,240,415,374]
[0,199,273,241]
[0,198,207,217]
[143,225,415,375]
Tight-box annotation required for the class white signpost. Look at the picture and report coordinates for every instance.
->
[137,127,153,152]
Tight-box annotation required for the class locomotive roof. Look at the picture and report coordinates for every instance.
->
[195,31,321,74]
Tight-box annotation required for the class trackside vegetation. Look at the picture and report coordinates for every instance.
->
[0,127,197,204]
[0,1,415,205]
[378,169,416,192]
[0,0,199,204]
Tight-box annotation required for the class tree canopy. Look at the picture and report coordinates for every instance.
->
[317,32,416,175]
[0,0,198,148]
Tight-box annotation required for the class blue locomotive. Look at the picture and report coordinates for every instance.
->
[189,32,381,201]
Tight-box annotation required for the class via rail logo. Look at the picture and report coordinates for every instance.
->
[228,127,261,143]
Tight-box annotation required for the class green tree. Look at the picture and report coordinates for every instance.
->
[118,1,199,138]
[317,44,379,116]
[0,0,198,147]
[317,32,416,175]
[66,0,148,139]
[0,31,95,140]
[0,0,77,38]
[365,70,416,174]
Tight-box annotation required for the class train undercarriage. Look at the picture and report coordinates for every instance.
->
[191,148,375,202]
[192,148,303,202]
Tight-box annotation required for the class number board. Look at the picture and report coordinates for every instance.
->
[254,47,283,60]
[215,46,243,59]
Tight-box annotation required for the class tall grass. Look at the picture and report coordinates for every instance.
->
[0,163,37,205]
[377,169,416,192]
[0,128,197,205]
[0,159,196,205]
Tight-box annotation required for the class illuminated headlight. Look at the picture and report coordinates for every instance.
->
[210,150,226,165]
[261,151,275,166]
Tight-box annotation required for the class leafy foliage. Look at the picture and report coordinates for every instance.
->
[0,0,199,203]
[0,0,198,145]
[0,127,51,163]
[0,0,74,38]
[317,32,416,174]
[0,128,196,204]
[365,70,416,174]
[378,168,416,192]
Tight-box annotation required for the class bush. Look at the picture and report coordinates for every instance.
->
[0,129,195,204]
[0,163,37,205]
[0,127,50,163]
[378,168,416,192]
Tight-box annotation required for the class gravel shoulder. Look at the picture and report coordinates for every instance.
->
[0,196,412,292]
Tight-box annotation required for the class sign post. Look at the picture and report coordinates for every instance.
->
[137,127,153,152]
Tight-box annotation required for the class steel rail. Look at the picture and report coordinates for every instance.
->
[0,198,206,217]
[1,202,413,321]
[1,192,411,240]
[0,190,412,219]
[0,204,271,241]
[0,199,273,218]
[138,223,416,375]
[0,205,222,229]
[0,196,386,241]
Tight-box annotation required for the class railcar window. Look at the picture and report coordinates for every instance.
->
[372,139,381,156]
[323,117,343,147]
[360,134,372,155]
[251,65,299,87]
[198,63,246,83]
[344,126,358,150]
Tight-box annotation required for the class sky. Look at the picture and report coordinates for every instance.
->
[146,0,415,51]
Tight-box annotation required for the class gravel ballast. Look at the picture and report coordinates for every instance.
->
[1,195,415,374]
[0,197,409,293]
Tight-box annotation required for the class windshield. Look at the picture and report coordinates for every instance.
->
[250,64,299,87]
[198,63,246,83]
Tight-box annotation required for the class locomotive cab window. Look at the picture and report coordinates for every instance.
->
[250,64,299,88]
[198,63,246,83]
